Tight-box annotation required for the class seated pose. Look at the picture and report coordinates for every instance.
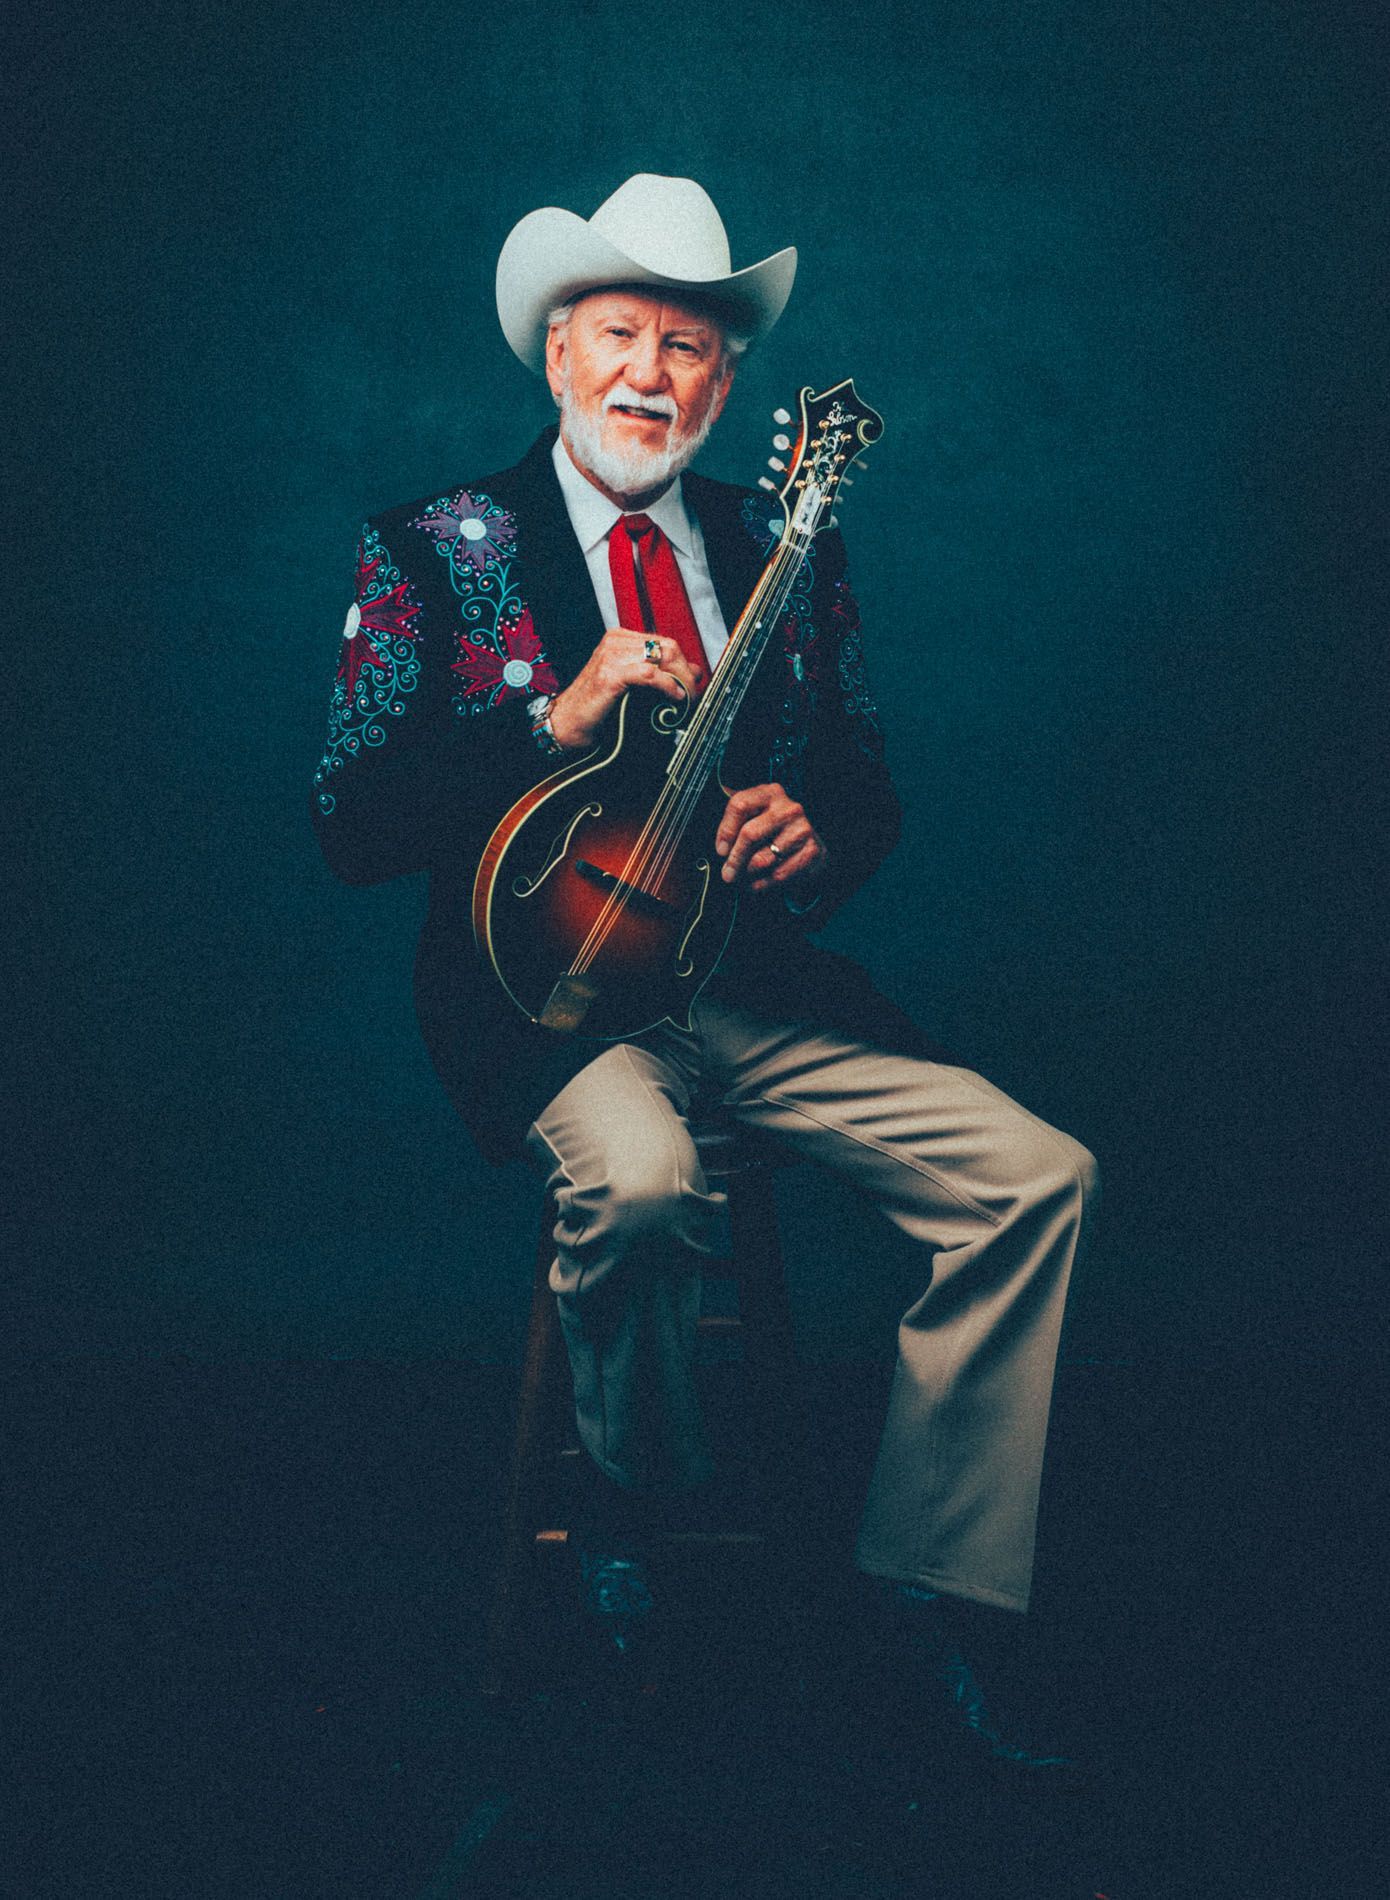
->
[312,173,1097,1768]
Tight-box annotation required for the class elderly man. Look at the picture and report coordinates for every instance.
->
[312,175,1096,1766]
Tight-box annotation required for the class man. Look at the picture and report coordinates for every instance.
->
[312,175,1097,1766]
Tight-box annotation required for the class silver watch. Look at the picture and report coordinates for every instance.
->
[527,693,565,757]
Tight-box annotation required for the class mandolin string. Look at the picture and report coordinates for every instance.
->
[634,497,836,894]
[617,534,810,871]
[641,519,820,888]
[564,415,869,987]
[570,529,816,976]
[567,537,803,978]
[609,529,818,918]
[566,534,805,977]
[639,547,810,896]
[570,401,859,978]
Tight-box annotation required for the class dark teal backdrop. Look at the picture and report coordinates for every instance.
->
[15,0,1384,1362]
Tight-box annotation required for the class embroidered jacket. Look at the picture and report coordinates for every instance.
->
[311,427,903,1160]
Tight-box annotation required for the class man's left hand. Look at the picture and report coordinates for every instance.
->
[716,784,828,894]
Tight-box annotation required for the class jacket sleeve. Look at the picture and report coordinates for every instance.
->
[310,513,550,887]
[794,528,902,921]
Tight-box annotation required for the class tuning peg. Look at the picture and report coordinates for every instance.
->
[772,433,791,451]
[840,475,854,487]
[767,456,787,472]
[758,476,777,491]
[829,515,839,528]
[773,407,792,425]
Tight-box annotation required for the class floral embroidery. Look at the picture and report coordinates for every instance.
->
[314,527,422,814]
[411,488,518,574]
[452,606,558,708]
[411,483,558,719]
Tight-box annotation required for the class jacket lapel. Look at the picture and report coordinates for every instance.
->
[492,427,606,688]
[686,472,786,782]
[686,472,767,635]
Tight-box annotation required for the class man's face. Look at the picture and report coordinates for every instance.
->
[545,289,733,504]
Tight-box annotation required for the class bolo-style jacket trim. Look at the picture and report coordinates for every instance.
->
[310,426,903,1162]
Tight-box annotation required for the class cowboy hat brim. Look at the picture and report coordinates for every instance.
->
[496,205,797,374]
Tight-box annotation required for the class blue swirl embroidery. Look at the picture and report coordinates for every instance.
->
[411,487,557,715]
[830,575,885,760]
[315,526,422,815]
[740,495,819,793]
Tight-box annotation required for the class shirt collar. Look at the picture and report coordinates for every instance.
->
[551,433,695,558]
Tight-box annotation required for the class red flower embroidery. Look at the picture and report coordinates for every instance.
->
[339,548,421,700]
[451,608,558,705]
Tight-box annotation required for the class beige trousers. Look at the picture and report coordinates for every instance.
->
[526,991,1097,1613]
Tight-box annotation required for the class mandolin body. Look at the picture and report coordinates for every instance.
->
[472,688,738,1039]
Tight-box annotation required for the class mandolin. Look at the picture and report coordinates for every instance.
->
[472,379,883,1039]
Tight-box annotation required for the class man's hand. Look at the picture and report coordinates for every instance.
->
[715,784,828,895]
[547,628,700,751]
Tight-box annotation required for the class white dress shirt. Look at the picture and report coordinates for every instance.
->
[550,435,730,671]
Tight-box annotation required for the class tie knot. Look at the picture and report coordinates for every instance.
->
[621,512,655,541]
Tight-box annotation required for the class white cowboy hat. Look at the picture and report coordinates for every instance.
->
[496,173,797,374]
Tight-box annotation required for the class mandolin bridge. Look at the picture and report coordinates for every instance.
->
[573,859,677,920]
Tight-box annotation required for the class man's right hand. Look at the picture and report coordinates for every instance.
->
[547,628,701,751]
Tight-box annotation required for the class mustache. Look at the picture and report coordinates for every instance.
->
[602,385,679,423]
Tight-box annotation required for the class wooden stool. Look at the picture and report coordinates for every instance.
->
[480,1120,793,1698]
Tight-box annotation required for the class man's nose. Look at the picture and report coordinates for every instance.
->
[623,332,668,392]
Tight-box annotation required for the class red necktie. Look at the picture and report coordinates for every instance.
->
[607,512,709,696]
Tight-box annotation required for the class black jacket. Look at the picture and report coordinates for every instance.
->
[311,427,906,1160]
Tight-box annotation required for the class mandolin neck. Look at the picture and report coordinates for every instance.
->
[663,377,882,804]
[668,523,818,798]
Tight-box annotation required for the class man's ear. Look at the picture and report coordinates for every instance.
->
[544,324,567,405]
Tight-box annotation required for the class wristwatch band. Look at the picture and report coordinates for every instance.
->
[527,693,566,758]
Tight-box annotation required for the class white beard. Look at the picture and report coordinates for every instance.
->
[559,375,721,502]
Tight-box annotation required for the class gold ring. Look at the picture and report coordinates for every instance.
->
[643,637,661,664]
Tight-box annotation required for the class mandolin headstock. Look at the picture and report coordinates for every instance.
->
[759,379,884,542]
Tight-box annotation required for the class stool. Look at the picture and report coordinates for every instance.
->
[480,1120,794,1698]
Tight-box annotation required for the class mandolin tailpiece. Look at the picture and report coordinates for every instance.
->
[536,973,599,1033]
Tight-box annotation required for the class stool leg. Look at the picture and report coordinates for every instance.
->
[480,1197,566,1698]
